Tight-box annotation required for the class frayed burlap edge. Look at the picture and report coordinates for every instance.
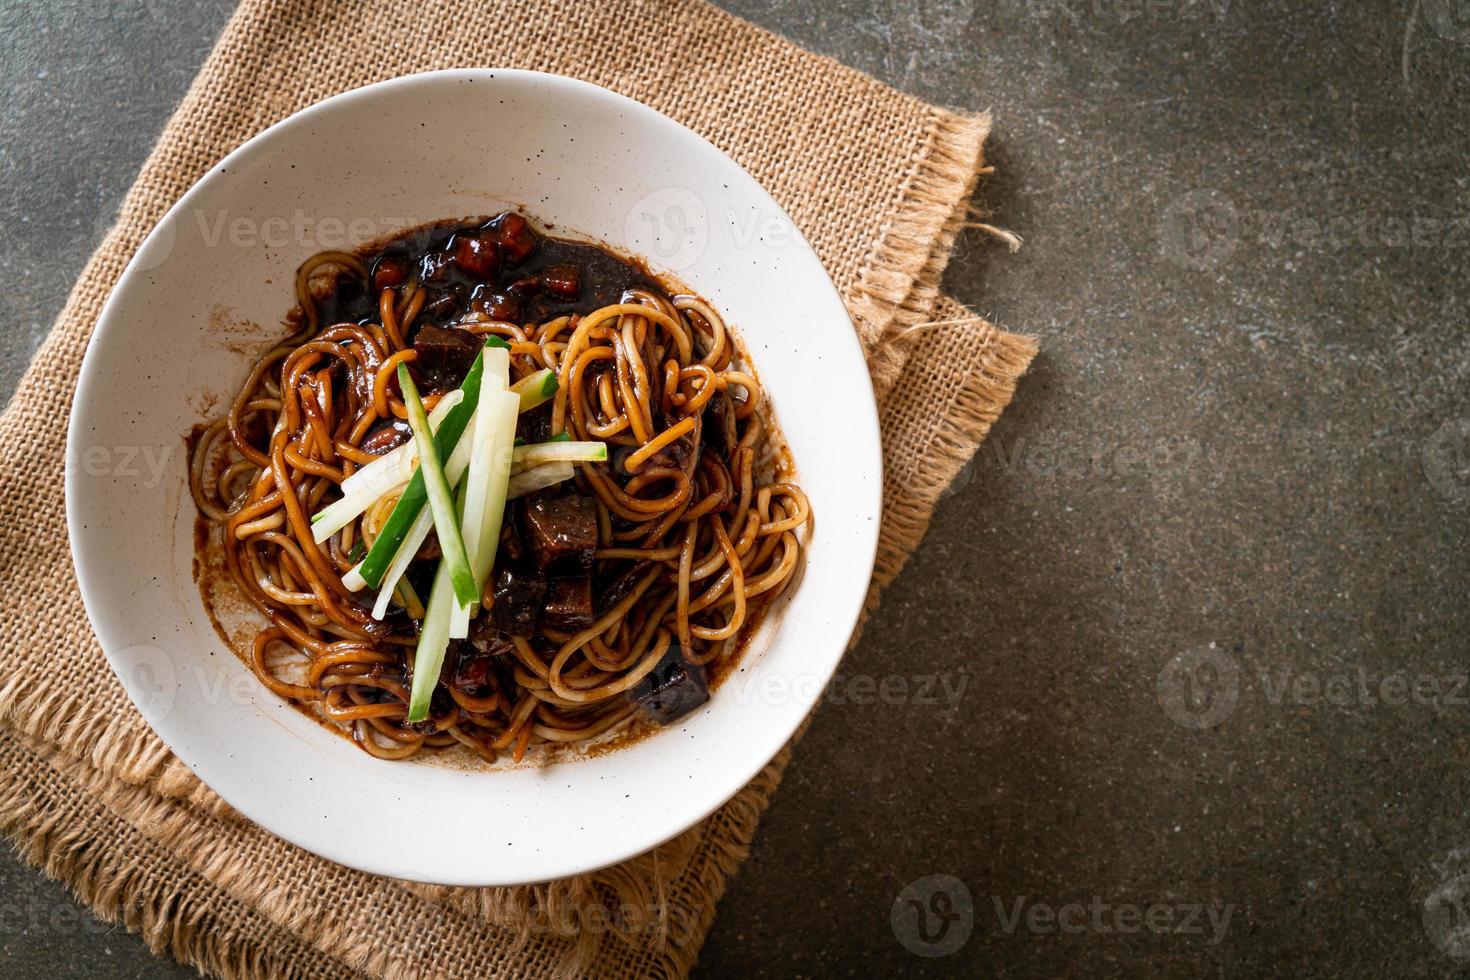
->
[0,701,795,980]
[851,109,992,403]
[0,728,363,980]
[868,300,1039,621]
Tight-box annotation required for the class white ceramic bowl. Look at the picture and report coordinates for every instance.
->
[66,69,880,886]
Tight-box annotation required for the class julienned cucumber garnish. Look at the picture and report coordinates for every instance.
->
[309,389,464,542]
[352,354,485,588]
[406,561,455,723]
[450,347,520,638]
[508,368,559,412]
[511,440,607,468]
[397,363,477,608]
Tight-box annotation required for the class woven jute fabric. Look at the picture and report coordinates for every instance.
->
[0,0,1037,976]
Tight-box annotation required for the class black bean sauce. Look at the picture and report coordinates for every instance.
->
[316,212,654,335]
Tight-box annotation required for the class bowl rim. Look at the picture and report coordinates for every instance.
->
[65,67,882,884]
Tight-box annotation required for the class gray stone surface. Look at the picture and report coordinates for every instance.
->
[1,0,1467,977]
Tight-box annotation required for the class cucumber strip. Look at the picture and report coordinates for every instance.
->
[450,348,515,632]
[511,440,607,468]
[361,352,509,613]
[309,389,464,543]
[369,506,432,618]
[506,461,575,498]
[398,364,477,608]
[508,368,559,412]
[406,560,455,723]
[364,443,475,615]
[354,354,485,588]
[450,386,520,638]
[345,415,476,603]
[334,389,464,501]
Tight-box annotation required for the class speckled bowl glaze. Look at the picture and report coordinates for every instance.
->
[66,69,880,886]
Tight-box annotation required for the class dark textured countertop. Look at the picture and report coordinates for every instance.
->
[2,1,1467,976]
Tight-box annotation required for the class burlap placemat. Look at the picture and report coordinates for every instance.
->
[0,0,1036,976]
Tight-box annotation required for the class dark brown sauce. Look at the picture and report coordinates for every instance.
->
[191,212,801,769]
[314,214,658,332]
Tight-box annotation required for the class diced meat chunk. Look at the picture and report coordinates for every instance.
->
[542,264,580,299]
[498,506,525,562]
[467,616,517,659]
[628,645,710,725]
[515,403,552,444]
[470,286,523,323]
[542,575,594,632]
[490,562,548,637]
[419,249,456,283]
[454,233,499,279]
[412,323,482,390]
[520,492,597,573]
[596,561,651,616]
[420,284,465,321]
[450,638,507,697]
[493,212,538,265]
[371,255,409,291]
[360,418,411,455]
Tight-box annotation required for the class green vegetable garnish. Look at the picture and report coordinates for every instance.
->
[406,562,455,723]
[397,363,477,608]
[508,368,559,412]
[355,354,484,588]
